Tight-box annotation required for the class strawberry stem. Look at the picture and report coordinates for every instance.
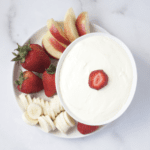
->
[12,41,31,63]
[15,71,26,89]
[46,64,56,74]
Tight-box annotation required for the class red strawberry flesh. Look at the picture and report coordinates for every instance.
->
[77,122,99,134]
[89,70,108,90]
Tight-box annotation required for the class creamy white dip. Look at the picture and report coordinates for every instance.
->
[59,35,133,124]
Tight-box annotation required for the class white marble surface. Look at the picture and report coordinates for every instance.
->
[0,0,150,149]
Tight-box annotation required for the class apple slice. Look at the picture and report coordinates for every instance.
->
[47,19,70,45]
[64,8,79,42]
[57,21,64,30]
[76,12,90,36]
[42,43,58,60]
[42,31,64,59]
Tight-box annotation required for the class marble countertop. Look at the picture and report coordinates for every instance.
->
[1,0,150,149]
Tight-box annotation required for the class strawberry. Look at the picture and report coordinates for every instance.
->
[12,42,51,73]
[89,70,108,90]
[77,122,99,134]
[16,71,43,94]
[42,64,56,97]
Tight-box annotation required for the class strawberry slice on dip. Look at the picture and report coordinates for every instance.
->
[88,70,108,90]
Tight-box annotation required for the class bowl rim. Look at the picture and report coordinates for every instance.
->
[56,32,137,126]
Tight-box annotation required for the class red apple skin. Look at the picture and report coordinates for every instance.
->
[76,23,87,36]
[49,24,70,45]
[42,43,58,60]
[49,37,66,53]
[76,12,90,36]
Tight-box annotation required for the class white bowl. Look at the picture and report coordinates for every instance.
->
[56,32,137,126]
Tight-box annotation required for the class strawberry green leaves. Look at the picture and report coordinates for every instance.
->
[46,64,56,74]
[12,42,31,63]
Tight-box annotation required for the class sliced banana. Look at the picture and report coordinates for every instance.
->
[40,99,47,115]
[26,94,32,104]
[54,112,70,133]
[22,111,38,126]
[19,94,29,110]
[50,98,60,116]
[38,116,52,133]
[27,103,43,119]
[59,112,70,133]
[44,115,56,130]
[45,101,55,120]
[63,111,75,127]
[53,95,64,112]
[47,107,56,120]
[54,115,64,133]
[44,101,50,116]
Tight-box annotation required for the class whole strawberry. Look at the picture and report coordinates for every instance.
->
[12,43,51,73]
[42,64,56,97]
[77,122,99,134]
[16,71,43,94]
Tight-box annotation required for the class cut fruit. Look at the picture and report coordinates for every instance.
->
[27,103,43,119]
[38,116,52,133]
[22,111,38,126]
[45,100,56,120]
[40,99,47,115]
[64,8,79,42]
[53,95,64,112]
[54,113,64,133]
[42,43,58,60]
[63,111,75,127]
[59,112,70,133]
[44,115,56,130]
[54,112,71,133]
[42,31,62,59]
[89,70,108,90]
[44,100,50,116]
[26,94,32,104]
[49,36,67,53]
[57,21,64,30]
[19,94,29,110]
[48,108,56,120]
[54,120,64,133]
[47,19,70,45]
[50,97,61,117]
[76,12,90,36]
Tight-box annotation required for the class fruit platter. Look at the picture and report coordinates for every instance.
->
[12,7,136,138]
[12,8,109,138]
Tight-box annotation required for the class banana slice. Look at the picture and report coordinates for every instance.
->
[54,112,70,133]
[59,112,70,133]
[32,97,40,104]
[27,103,43,119]
[53,95,64,112]
[54,115,64,133]
[45,101,55,120]
[26,94,32,104]
[32,97,37,103]
[40,99,47,115]
[19,94,29,110]
[38,116,52,133]
[63,111,75,127]
[50,98,60,117]
[44,115,56,130]
[22,111,38,125]
[47,107,55,120]
[44,101,50,115]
